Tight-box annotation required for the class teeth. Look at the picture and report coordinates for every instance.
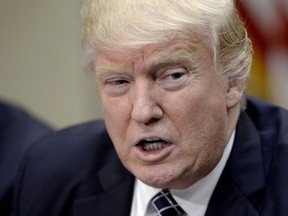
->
[142,142,165,151]
[146,138,160,142]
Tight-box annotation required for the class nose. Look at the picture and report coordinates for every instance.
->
[131,84,163,124]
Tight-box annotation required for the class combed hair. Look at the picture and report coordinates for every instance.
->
[82,0,252,86]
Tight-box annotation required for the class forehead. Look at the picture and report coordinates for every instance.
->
[95,39,210,73]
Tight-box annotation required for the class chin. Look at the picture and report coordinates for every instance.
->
[133,167,188,189]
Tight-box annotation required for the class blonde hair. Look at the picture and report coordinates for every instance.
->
[82,0,252,85]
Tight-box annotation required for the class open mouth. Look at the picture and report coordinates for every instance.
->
[138,138,168,151]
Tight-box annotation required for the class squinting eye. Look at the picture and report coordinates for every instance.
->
[158,68,189,91]
[170,72,185,80]
[103,78,131,96]
[112,79,129,85]
[161,68,188,82]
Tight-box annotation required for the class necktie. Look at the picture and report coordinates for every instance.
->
[151,189,186,216]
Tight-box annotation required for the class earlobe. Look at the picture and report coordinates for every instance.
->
[226,79,245,108]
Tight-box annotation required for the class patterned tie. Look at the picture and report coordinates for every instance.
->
[151,189,186,216]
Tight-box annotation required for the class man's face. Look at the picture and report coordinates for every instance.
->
[95,40,235,189]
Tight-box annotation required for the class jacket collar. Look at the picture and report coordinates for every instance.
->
[73,149,135,216]
[205,111,266,216]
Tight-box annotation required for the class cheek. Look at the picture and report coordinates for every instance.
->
[182,99,227,140]
[172,90,228,153]
[102,100,130,163]
[101,97,131,142]
[101,95,130,122]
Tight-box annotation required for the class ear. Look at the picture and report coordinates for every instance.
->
[226,79,245,109]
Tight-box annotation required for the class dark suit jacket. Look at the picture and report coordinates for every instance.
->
[13,98,288,216]
[0,101,52,215]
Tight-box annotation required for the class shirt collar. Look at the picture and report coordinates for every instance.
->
[130,130,235,216]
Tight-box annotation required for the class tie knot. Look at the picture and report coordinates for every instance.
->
[151,189,186,216]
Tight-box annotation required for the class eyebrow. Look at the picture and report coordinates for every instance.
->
[96,48,199,76]
[145,49,198,73]
[96,65,127,76]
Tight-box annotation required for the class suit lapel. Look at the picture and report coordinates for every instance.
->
[73,150,135,216]
[205,112,266,216]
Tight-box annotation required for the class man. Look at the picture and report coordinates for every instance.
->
[0,100,52,215]
[13,0,288,215]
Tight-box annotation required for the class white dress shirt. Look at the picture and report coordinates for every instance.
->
[130,131,235,216]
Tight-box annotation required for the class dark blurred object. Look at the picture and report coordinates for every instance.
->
[0,100,53,215]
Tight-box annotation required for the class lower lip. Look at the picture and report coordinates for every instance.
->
[134,143,173,162]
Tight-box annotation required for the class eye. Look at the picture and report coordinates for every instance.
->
[108,79,129,86]
[102,77,131,96]
[169,72,185,80]
[161,68,187,81]
[158,67,189,90]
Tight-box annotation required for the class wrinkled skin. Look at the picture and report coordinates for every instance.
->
[95,40,243,189]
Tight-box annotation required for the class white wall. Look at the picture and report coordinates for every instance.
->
[0,0,103,128]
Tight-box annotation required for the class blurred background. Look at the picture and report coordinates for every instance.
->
[0,0,287,129]
[0,0,100,128]
[237,0,288,110]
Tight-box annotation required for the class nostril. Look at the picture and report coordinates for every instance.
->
[144,117,160,125]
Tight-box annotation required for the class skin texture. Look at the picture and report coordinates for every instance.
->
[95,39,243,189]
